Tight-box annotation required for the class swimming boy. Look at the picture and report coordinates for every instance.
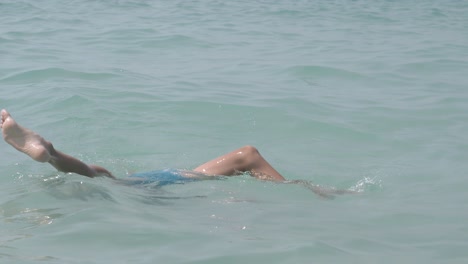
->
[1,109,351,197]
[1,109,286,181]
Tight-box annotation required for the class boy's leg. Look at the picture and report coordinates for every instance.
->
[1,109,114,178]
[193,145,285,181]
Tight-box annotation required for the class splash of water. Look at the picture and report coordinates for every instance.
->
[349,176,383,193]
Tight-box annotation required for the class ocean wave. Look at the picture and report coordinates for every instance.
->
[138,34,214,49]
[0,68,120,83]
[286,65,368,81]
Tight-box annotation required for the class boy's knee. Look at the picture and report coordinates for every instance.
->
[240,145,259,155]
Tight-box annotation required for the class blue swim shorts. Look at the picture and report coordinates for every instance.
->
[124,169,201,186]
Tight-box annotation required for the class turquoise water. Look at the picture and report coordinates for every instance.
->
[1,0,468,263]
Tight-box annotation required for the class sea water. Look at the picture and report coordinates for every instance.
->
[1,0,468,263]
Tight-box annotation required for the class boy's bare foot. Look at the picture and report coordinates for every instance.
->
[1,109,52,162]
